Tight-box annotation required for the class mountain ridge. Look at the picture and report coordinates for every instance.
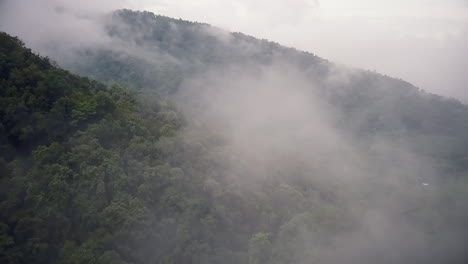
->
[1,8,468,264]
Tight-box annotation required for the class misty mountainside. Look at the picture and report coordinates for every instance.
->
[70,10,327,93]
[1,9,468,264]
[68,10,468,164]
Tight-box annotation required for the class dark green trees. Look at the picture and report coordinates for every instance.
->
[0,32,185,264]
[2,8,468,261]
[248,232,272,264]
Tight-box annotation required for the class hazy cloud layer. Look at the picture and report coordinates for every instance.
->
[173,61,463,262]
[1,0,466,100]
[1,1,466,261]
[0,0,125,64]
[129,0,468,101]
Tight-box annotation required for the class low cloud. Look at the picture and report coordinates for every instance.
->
[174,60,462,262]
[1,0,466,100]
[1,2,466,261]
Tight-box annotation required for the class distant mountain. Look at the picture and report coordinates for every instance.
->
[1,9,468,264]
[70,9,468,165]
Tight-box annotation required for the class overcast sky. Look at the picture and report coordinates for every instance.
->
[1,0,467,100]
[126,0,468,101]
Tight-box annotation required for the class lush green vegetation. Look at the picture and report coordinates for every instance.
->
[0,32,186,263]
[73,10,468,163]
[0,31,351,264]
[1,9,468,263]
[0,31,350,264]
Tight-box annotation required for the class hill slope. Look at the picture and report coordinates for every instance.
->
[1,9,468,264]
[69,10,468,164]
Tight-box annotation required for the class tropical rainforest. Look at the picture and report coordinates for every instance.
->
[1,9,468,264]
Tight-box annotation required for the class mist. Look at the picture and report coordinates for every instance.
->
[127,0,468,101]
[1,0,467,101]
[1,1,467,263]
[174,60,466,263]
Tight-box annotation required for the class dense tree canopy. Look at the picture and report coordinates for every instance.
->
[1,9,468,263]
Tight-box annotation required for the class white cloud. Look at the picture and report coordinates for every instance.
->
[128,0,468,100]
[1,0,466,100]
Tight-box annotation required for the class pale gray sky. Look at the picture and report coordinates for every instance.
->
[127,0,468,101]
[1,0,467,100]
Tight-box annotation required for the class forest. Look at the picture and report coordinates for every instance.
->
[1,9,468,264]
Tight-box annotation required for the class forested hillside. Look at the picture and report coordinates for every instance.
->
[1,9,468,264]
[0,32,193,263]
[72,10,468,164]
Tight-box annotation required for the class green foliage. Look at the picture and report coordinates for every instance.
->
[0,32,118,154]
[248,232,272,264]
[0,32,190,264]
[2,9,468,263]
